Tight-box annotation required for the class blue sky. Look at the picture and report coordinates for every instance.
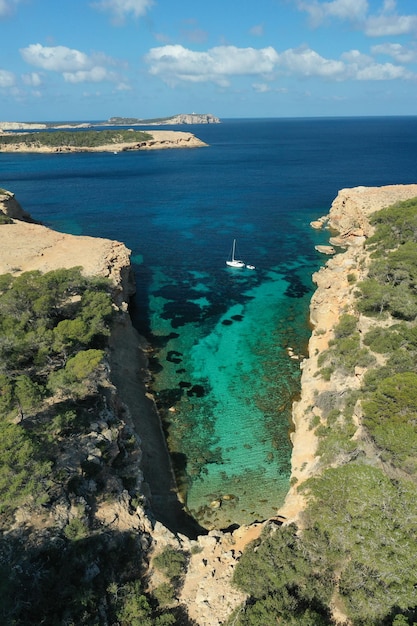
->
[1,0,417,121]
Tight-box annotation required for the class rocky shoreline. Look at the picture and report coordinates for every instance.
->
[0,129,207,153]
[3,184,417,625]
[278,183,417,523]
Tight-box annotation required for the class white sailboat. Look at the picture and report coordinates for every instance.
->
[226,239,245,268]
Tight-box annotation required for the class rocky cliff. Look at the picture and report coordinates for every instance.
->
[0,189,135,305]
[279,183,417,522]
[154,113,220,125]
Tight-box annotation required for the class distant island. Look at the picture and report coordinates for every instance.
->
[0,113,220,131]
[0,128,208,154]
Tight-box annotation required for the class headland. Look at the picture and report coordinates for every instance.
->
[0,129,208,153]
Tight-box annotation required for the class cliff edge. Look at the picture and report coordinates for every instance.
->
[279,184,417,522]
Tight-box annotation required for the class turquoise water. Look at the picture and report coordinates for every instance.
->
[3,117,417,528]
[145,253,320,526]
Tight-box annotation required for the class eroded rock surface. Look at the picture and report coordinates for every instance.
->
[279,184,417,522]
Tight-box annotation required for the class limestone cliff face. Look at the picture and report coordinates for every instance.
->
[0,203,135,306]
[0,121,48,130]
[279,184,417,522]
[158,113,220,124]
[0,188,36,222]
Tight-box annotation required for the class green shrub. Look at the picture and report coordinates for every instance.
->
[47,349,104,396]
[64,517,89,541]
[363,326,403,353]
[153,582,175,606]
[362,372,417,471]
[0,418,52,513]
[333,313,357,339]
[153,546,187,583]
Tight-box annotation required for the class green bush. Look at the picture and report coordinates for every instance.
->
[333,313,358,339]
[362,372,417,471]
[153,546,187,583]
[0,418,52,513]
[153,582,175,606]
[64,517,89,541]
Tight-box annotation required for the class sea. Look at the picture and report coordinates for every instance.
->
[2,116,417,528]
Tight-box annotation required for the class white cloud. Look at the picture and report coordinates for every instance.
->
[145,43,414,87]
[371,43,417,64]
[21,44,91,72]
[0,69,15,87]
[63,66,114,83]
[364,0,417,36]
[278,47,346,79]
[356,62,411,80]
[340,49,412,80]
[20,44,125,87]
[252,82,271,93]
[22,72,42,87]
[296,0,417,37]
[296,0,369,26]
[364,13,417,37]
[145,45,279,86]
[91,0,154,23]
[341,49,373,67]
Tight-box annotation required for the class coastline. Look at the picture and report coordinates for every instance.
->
[0,129,207,153]
[0,190,192,533]
[4,184,417,625]
[278,183,417,522]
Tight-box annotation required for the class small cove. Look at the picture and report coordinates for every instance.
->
[3,116,417,529]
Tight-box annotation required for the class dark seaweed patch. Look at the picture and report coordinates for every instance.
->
[187,384,206,398]
[284,272,310,298]
[167,350,183,364]
[156,387,183,407]
[161,301,202,327]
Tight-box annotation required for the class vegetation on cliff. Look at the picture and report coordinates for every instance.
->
[230,197,417,626]
[0,267,179,625]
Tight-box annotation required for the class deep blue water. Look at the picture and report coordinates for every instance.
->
[2,117,417,527]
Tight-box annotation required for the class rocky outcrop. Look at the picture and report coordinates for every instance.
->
[279,184,417,522]
[0,188,36,222]
[0,121,48,130]
[156,113,220,125]
[0,216,135,308]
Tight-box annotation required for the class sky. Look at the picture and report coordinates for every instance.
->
[1,0,417,121]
